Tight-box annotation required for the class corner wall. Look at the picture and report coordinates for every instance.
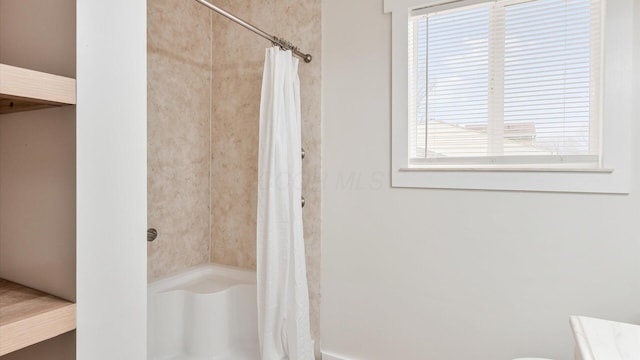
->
[321,1,640,359]
[76,0,147,357]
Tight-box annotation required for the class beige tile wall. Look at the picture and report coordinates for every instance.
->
[209,0,322,351]
[147,0,212,281]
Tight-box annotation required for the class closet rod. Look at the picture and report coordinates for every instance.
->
[193,0,313,63]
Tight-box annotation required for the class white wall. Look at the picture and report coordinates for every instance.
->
[76,0,147,358]
[321,1,640,359]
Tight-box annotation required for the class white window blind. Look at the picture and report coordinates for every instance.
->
[408,0,602,168]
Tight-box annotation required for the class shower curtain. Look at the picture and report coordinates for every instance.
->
[256,47,314,360]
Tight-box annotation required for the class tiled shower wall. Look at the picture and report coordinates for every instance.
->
[210,0,322,349]
[147,0,322,349]
[147,0,212,280]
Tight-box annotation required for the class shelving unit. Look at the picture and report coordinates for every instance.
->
[0,63,76,114]
[0,1,78,358]
[0,63,77,356]
[0,279,76,356]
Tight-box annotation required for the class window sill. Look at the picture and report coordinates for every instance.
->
[400,167,614,173]
[392,165,629,193]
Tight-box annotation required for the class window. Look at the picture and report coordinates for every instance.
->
[409,0,602,168]
[385,0,634,193]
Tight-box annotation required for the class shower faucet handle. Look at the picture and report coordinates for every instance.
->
[148,228,158,242]
[301,147,305,160]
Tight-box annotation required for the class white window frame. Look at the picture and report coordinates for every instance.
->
[385,0,634,193]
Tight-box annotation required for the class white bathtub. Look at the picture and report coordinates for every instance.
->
[148,264,259,360]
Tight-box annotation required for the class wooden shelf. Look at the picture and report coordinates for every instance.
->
[0,279,76,356]
[0,63,76,114]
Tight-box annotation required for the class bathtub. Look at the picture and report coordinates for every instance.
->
[148,264,259,360]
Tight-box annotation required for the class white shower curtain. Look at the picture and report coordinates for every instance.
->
[256,47,314,360]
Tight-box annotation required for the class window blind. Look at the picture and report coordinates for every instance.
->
[408,0,602,167]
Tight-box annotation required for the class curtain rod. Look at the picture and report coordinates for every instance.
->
[193,0,313,63]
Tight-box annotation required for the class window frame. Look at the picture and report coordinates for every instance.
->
[385,0,633,193]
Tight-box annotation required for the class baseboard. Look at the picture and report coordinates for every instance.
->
[322,351,351,360]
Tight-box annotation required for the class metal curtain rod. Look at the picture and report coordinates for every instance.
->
[193,0,313,63]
